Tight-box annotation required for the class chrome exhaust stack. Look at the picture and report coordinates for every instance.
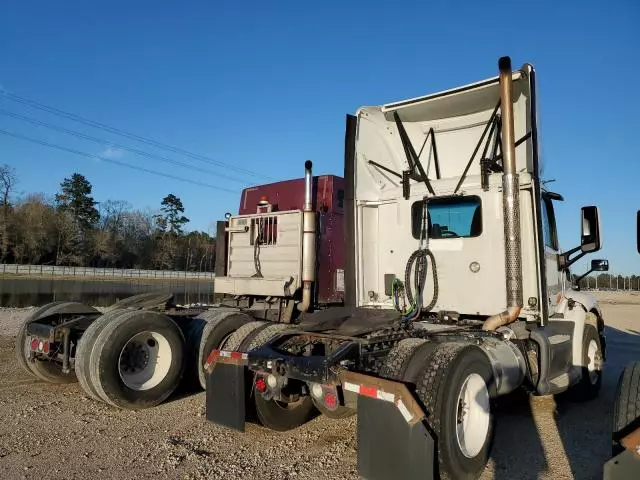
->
[484,57,523,331]
[298,160,316,312]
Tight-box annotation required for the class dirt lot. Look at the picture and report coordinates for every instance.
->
[1,291,639,480]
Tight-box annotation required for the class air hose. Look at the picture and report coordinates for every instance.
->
[396,248,438,322]
[393,199,438,322]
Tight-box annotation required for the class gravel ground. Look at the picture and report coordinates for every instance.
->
[0,291,639,480]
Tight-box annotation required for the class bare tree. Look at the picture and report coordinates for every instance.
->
[0,164,17,262]
[13,194,57,264]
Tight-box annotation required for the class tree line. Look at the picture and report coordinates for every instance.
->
[574,273,640,291]
[0,164,216,271]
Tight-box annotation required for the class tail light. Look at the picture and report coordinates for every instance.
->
[309,383,340,411]
[323,391,338,410]
[255,376,267,394]
[30,337,50,354]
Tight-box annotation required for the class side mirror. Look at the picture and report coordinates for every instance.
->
[591,259,609,272]
[558,205,603,270]
[574,258,609,290]
[581,206,601,253]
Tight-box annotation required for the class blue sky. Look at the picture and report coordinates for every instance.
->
[1,1,639,274]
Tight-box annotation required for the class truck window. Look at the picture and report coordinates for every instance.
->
[541,196,559,250]
[412,197,482,239]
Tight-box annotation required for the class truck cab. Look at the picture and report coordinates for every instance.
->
[205,57,608,480]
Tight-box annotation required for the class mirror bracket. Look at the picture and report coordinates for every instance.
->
[572,259,608,290]
[558,245,585,271]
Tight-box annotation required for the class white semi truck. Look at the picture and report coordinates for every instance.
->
[18,56,608,479]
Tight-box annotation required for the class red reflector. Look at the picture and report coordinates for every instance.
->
[359,385,378,399]
[30,338,39,351]
[255,377,267,393]
[230,351,244,360]
[323,391,338,410]
[43,342,49,353]
[205,349,220,367]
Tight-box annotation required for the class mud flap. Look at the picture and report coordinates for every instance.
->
[604,450,640,480]
[205,363,246,432]
[357,395,435,480]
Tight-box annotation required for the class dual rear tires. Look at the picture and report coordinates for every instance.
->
[381,340,495,480]
[201,318,317,431]
[76,310,186,409]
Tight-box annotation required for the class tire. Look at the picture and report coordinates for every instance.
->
[15,302,68,376]
[89,310,186,409]
[75,310,127,401]
[241,322,318,430]
[254,392,316,432]
[197,312,250,389]
[612,362,640,456]
[379,338,427,381]
[222,321,267,351]
[314,400,355,420]
[245,323,291,351]
[179,316,209,390]
[415,342,495,480]
[16,301,96,384]
[571,325,603,400]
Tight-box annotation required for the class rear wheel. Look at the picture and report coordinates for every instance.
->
[197,311,250,389]
[379,338,429,381]
[76,310,127,401]
[222,321,267,351]
[233,321,319,430]
[612,362,640,456]
[415,343,495,480]
[16,302,67,377]
[16,301,98,384]
[89,310,186,409]
[313,400,355,419]
[245,323,290,351]
[254,391,316,432]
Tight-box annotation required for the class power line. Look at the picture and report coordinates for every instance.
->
[0,108,248,184]
[0,128,240,194]
[1,91,271,180]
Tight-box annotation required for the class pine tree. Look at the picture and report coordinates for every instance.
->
[156,194,189,234]
[55,173,99,229]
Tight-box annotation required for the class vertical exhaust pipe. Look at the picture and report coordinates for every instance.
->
[484,56,523,331]
[298,160,316,312]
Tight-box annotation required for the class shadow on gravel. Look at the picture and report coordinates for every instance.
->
[489,326,640,480]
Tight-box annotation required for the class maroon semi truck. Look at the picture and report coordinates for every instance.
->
[220,172,346,306]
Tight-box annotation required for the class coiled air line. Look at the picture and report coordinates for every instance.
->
[393,199,438,322]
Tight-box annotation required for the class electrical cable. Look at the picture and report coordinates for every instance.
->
[0,128,239,193]
[1,91,271,180]
[0,108,248,184]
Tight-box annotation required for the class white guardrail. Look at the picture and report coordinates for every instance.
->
[0,264,215,279]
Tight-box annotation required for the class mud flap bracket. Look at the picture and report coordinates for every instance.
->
[205,363,246,432]
[357,395,435,480]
